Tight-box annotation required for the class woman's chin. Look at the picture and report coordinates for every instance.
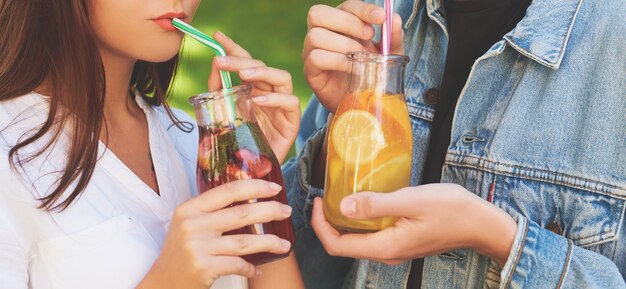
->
[141,53,179,63]
[134,35,183,63]
[137,46,181,63]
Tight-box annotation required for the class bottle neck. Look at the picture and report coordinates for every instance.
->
[347,61,407,96]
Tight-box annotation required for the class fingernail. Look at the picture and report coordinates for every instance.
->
[269,182,282,191]
[340,197,357,217]
[282,204,293,215]
[363,26,374,37]
[280,239,292,250]
[215,56,228,64]
[240,68,255,77]
[373,7,385,20]
[252,95,268,103]
[217,31,231,40]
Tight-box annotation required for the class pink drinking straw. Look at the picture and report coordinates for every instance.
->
[381,0,394,55]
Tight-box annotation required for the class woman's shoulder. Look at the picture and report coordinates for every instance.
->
[0,147,39,208]
[0,92,49,132]
[0,92,50,134]
[0,92,49,154]
[0,91,49,158]
[0,92,65,202]
[0,122,41,221]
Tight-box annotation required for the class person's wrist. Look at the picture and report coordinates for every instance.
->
[136,257,170,289]
[469,198,517,266]
[135,269,158,289]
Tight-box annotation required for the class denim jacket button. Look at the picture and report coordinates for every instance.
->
[424,88,440,106]
[545,222,563,235]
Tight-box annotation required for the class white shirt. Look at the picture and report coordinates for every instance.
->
[0,92,246,289]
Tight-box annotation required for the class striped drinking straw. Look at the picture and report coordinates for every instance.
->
[172,18,236,123]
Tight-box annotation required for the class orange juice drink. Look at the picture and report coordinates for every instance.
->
[324,52,412,232]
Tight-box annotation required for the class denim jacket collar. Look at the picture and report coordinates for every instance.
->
[426,0,442,16]
[504,0,585,69]
[401,0,447,34]
[409,0,584,69]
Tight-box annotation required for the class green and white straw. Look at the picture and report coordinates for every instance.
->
[172,18,236,124]
[172,18,232,89]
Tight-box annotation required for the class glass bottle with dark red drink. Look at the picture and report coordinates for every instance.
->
[189,84,294,265]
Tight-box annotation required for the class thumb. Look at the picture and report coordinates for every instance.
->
[340,190,412,220]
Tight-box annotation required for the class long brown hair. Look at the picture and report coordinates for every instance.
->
[0,0,186,211]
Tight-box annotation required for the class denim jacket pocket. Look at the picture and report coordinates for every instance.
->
[475,171,626,289]
[484,259,503,289]
[492,174,626,260]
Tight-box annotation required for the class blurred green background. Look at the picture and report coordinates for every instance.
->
[169,0,343,113]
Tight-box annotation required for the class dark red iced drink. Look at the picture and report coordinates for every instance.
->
[196,121,294,265]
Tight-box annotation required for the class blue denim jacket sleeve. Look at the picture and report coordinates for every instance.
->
[500,217,626,289]
[282,96,355,289]
[283,96,329,229]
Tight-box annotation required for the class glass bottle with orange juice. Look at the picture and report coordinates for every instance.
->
[324,52,413,232]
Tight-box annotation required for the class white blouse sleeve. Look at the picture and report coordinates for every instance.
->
[0,208,28,289]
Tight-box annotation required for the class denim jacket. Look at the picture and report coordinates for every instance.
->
[283,0,626,288]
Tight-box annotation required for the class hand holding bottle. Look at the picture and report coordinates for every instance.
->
[312,183,517,266]
[137,180,292,289]
[209,32,300,164]
[303,0,405,112]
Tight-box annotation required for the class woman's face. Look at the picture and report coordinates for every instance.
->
[89,0,201,63]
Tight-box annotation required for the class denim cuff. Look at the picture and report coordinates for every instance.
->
[295,125,327,228]
[500,217,573,289]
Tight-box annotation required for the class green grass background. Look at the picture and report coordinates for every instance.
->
[169,0,343,112]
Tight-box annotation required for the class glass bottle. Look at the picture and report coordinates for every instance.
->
[190,84,294,264]
[324,52,413,232]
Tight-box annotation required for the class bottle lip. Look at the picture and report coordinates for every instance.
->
[346,51,410,64]
[188,84,253,105]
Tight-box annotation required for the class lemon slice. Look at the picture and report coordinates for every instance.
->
[331,110,386,165]
[356,153,412,192]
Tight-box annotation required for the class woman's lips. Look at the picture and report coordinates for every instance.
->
[152,18,178,31]
[152,12,187,31]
